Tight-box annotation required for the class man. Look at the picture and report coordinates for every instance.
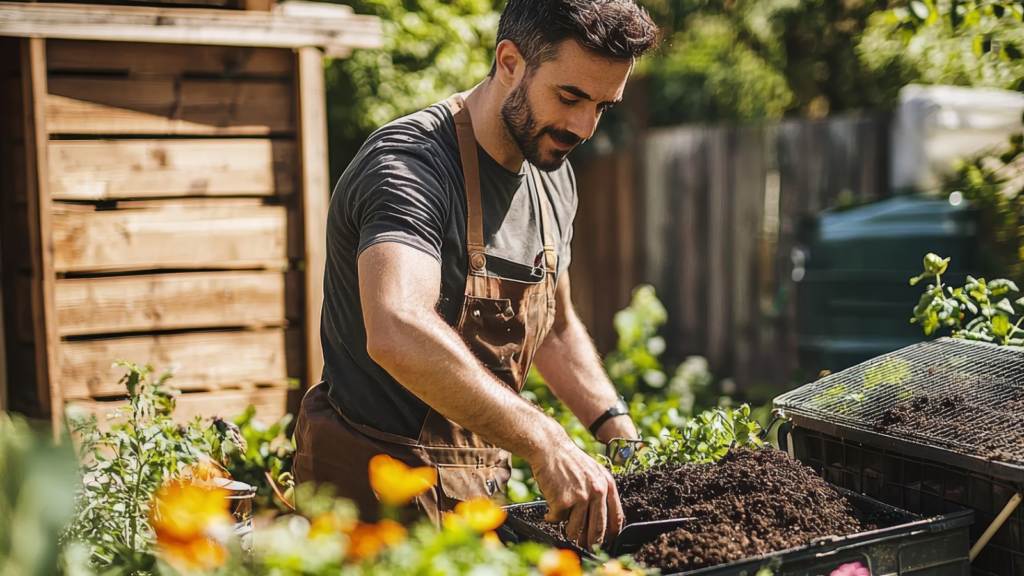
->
[293,0,659,549]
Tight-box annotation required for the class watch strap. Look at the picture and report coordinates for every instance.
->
[588,395,629,438]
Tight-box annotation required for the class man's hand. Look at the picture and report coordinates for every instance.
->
[527,440,623,550]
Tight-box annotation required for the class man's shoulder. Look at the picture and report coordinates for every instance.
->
[335,103,459,195]
[363,103,456,154]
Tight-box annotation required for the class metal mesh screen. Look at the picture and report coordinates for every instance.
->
[776,338,1024,472]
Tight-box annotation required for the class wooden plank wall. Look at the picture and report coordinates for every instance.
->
[0,38,317,427]
[639,113,890,389]
[0,37,20,413]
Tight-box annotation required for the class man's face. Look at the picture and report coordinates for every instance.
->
[501,40,633,172]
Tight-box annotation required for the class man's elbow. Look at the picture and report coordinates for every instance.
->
[365,318,401,367]
[364,311,423,367]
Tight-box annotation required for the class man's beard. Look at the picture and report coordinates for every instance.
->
[500,79,583,172]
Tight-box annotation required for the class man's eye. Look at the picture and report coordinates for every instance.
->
[558,94,578,106]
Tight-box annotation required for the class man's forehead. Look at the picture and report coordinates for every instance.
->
[533,40,632,101]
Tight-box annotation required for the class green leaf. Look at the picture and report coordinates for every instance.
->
[995,298,1016,315]
[989,279,1019,296]
[910,1,931,19]
[992,314,1011,337]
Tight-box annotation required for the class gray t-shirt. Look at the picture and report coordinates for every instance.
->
[321,102,577,439]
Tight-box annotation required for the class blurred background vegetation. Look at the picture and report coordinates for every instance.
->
[324,0,1024,180]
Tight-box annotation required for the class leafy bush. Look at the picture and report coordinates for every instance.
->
[217,407,295,513]
[62,362,233,574]
[0,414,80,576]
[859,0,1024,93]
[910,253,1024,345]
[942,132,1024,286]
[625,404,764,472]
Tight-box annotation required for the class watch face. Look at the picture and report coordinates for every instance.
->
[606,439,647,467]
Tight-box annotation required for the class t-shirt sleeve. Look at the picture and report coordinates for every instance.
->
[348,145,450,263]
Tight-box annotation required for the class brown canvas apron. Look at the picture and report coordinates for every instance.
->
[293,93,558,525]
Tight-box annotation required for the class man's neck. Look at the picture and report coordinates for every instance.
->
[462,78,525,174]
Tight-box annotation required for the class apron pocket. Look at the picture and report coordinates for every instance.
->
[436,464,512,509]
[458,296,527,373]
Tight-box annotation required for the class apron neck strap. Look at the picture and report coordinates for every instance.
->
[445,94,487,266]
[445,93,557,275]
[528,164,558,273]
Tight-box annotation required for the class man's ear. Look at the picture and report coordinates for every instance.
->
[494,39,525,89]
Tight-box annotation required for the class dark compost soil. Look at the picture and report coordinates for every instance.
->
[507,447,872,573]
[873,389,1024,463]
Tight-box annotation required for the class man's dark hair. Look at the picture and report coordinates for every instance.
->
[489,0,659,75]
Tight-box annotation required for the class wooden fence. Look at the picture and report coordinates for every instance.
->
[633,112,890,388]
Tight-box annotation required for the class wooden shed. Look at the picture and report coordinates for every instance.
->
[0,0,382,428]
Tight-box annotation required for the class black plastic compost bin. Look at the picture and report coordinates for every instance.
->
[775,338,1024,576]
[502,488,972,576]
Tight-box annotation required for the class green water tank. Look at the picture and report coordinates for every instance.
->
[796,195,979,377]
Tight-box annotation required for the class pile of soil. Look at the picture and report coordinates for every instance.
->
[507,447,871,573]
[874,391,1024,463]
[624,448,870,572]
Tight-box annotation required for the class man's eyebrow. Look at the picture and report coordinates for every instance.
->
[556,84,622,107]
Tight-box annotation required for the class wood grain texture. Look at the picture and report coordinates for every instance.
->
[47,40,293,77]
[0,1,383,55]
[66,386,289,431]
[296,47,328,391]
[46,76,293,135]
[51,200,288,272]
[60,329,289,398]
[49,139,295,200]
[23,37,61,421]
[56,271,286,336]
[637,112,889,389]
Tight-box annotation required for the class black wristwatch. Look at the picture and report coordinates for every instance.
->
[588,395,629,438]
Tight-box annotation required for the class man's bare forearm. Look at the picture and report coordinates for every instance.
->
[532,275,637,442]
[533,307,619,426]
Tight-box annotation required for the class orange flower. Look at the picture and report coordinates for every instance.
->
[345,519,407,561]
[309,511,357,539]
[367,454,437,506]
[149,483,234,572]
[596,560,644,576]
[443,497,507,532]
[538,549,582,576]
[481,530,503,548]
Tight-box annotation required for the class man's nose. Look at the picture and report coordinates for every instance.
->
[566,108,598,141]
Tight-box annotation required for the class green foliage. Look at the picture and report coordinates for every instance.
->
[0,414,80,576]
[641,0,897,125]
[219,407,296,513]
[325,0,500,177]
[942,132,1024,285]
[642,14,794,125]
[910,253,1024,345]
[606,285,671,395]
[62,361,233,575]
[858,0,1024,92]
[622,404,764,472]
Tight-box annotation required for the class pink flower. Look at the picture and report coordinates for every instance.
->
[830,562,870,576]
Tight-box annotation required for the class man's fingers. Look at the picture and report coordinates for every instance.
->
[545,501,572,524]
[565,505,589,548]
[586,487,608,548]
[604,469,624,541]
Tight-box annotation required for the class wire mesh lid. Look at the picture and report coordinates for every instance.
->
[775,338,1024,480]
